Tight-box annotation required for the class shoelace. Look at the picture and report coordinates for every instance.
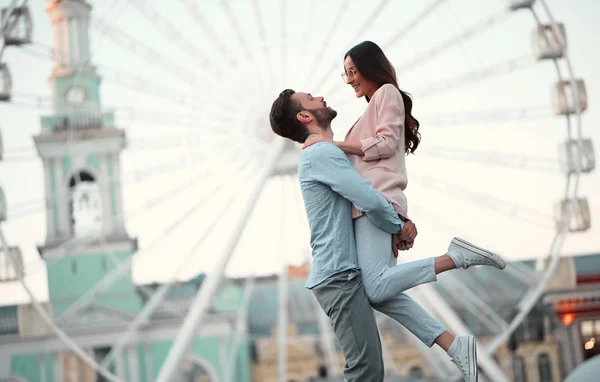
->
[452,356,469,380]
[465,258,494,267]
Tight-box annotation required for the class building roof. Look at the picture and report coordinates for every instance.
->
[574,253,600,277]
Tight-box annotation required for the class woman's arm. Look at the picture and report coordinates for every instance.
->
[334,140,363,156]
[302,136,364,155]
[360,84,405,161]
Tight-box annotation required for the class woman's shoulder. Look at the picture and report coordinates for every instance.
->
[374,83,400,96]
[373,83,402,103]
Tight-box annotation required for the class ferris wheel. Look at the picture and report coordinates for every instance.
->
[0,0,594,381]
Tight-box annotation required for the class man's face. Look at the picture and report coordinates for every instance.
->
[291,92,338,127]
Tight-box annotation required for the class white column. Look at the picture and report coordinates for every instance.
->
[54,158,70,238]
[43,160,56,241]
[144,343,153,381]
[0,355,10,378]
[60,17,69,67]
[100,154,113,236]
[219,337,227,380]
[111,152,126,234]
[128,345,140,382]
[277,266,288,382]
[38,355,47,382]
[80,16,90,64]
[52,352,62,382]
[114,349,125,379]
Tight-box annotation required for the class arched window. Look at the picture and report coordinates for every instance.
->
[68,171,102,237]
[537,353,553,382]
[513,355,527,382]
[179,357,218,382]
[409,365,423,379]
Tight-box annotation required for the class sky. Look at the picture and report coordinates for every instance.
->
[0,0,599,306]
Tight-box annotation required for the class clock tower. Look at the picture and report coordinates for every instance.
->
[33,0,141,321]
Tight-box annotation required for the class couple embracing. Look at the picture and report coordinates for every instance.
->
[269,41,505,382]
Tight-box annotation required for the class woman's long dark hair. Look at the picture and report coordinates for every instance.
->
[345,41,421,154]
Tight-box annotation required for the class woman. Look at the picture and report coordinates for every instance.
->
[303,41,506,381]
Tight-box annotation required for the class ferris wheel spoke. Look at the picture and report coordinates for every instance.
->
[415,54,537,98]
[311,0,393,91]
[6,140,249,221]
[20,146,259,279]
[420,146,560,174]
[175,0,240,69]
[223,276,256,382]
[503,261,540,287]
[442,274,509,333]
[421,105,555,127]
[99,166,257,369]
[154,139,285,382]
[0,227,123,381]
[219,0,267,90]
[414,175,555,230]
[396,9,513,75]
[320,0,447,99]
[251,0,276,92]
[89,18,202,89]
[381,0,447,52]
[19,45,242,114]
[280,0,289,85]
[301,0,352,88]
[50,156,262,327]
[127,0,222,80]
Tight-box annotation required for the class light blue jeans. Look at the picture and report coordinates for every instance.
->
[354,215,447,347]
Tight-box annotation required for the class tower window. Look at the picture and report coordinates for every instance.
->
[409,365,423,378]
[68,170,102,238]
[71,260,77,275]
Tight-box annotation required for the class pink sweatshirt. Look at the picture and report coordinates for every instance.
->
[344,83,409,220]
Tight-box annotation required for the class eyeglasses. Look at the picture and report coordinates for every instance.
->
[341,68,358,81]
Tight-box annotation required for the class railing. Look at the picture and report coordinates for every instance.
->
[40,111,115,132]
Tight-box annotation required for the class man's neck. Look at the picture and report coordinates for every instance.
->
[307,124,334,140]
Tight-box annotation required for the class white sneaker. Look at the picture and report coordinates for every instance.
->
[449,237,506,270]
[450,336,478,382]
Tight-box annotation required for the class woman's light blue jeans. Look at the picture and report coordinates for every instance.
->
[354,215,447,347]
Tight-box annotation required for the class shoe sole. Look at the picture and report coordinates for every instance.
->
[470,336,478,382]
[453,237,507,270]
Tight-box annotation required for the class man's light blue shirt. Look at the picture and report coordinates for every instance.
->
[298,140,403,289]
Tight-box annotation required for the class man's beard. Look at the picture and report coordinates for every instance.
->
[307,107,337,128]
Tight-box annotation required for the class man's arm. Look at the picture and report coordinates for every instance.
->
[309,143,402,234]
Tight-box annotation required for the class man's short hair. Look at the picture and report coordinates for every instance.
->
[269,89,310,143]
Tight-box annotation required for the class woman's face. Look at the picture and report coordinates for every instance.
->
[344,56,378,99]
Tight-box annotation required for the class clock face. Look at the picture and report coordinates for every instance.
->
[65,86,88,107]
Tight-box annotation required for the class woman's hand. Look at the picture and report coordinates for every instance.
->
[399,220,417,242]
[302,135,331,149]
[392,220,417,256]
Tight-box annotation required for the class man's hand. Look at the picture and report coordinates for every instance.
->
[392,233,414,257]
[302,135,331,149]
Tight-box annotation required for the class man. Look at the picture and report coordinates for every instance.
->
[270,89,411,381]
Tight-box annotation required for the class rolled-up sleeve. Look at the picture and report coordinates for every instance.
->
[360,84,405,161]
